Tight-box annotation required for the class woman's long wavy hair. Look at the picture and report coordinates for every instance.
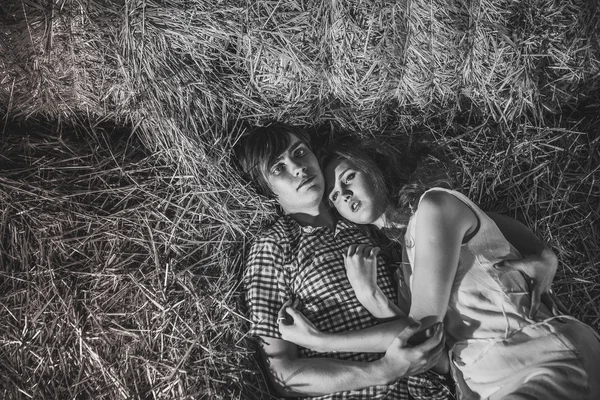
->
[321,136,455,243]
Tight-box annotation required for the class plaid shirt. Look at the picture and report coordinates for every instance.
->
[245,215,453,400]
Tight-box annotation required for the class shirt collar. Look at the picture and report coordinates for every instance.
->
[282,214,356,235]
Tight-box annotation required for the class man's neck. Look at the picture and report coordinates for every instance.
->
[287,202,336,231]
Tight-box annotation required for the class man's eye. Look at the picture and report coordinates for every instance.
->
[345,173,355,183]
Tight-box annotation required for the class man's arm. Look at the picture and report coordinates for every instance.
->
[279,305,412,353]
[246,235,442,397]
[259,323,444,397]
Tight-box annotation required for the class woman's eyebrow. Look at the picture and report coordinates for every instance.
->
[337,168,351,181]
[325,167,351,197]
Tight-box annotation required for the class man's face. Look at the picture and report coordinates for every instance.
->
[264,134,325,214]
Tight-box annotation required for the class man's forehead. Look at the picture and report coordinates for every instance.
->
[284,133,302,150]
[274,133,302,160]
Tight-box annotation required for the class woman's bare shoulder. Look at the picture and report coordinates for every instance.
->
[419,190,477,230]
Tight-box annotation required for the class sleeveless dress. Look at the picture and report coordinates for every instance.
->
[404,188,600,400]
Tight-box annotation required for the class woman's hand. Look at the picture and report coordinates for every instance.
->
[278,300,326,352]
[344,243,404,319]
[495,248,568,318]
[344,244,381,302]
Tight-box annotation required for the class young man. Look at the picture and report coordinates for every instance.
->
[235,124,449,399]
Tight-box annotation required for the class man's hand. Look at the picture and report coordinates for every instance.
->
[378,321,445,380]
[494,248,568,318]
[278,300,325,352]
[344,244,381,301]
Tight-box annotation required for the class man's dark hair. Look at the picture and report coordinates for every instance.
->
[234,122,312,198]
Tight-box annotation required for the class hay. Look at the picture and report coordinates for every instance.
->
[0,120,271,399]
[1,0,599,398]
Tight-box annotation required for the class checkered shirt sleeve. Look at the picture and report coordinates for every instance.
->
[244,236,289,338]
[409,372,455,400]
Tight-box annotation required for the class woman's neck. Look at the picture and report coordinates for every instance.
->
[373,209,407,230]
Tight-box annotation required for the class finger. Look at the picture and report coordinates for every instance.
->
[550,292,570,315]
[285,306,299,319]
[278,299,292,318]
[396,321,422,347]
[494,259,519,270]
[292,297,302,309]
[540,292,559,316]
[362,244,374,257]
[355,244,369,257]
[347,244,359,257]
[369,247,381,258]
[417,325,445,370]
[529,287,541,319]
[278,307,295,326]
[417,322,444,352]
[277,299,292,323]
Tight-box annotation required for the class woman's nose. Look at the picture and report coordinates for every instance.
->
[341,188,352,200]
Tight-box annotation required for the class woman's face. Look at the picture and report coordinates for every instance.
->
[324,158,386,225]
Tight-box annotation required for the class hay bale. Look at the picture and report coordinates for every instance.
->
[0,119,271,399]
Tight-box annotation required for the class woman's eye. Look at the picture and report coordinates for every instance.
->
[345,173,355,183]
[331,192,338,202]
[272,164,284,175]
[295,148,306,157]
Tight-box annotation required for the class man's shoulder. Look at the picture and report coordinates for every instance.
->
[247,215,301,263]
[253,215,300,245]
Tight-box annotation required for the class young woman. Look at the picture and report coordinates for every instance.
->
[278,141,600,399]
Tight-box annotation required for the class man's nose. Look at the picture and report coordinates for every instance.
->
[291,160,306,176]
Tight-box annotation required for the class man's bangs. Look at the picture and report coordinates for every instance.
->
[257,132,290,177]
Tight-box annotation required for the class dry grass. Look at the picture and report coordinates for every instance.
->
[0,0,599,398]
[0,120,271,398]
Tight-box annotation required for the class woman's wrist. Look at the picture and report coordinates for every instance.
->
[314,331,331,352]
[358,288,399,319]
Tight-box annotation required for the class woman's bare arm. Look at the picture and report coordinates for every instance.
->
[409,191,478,326]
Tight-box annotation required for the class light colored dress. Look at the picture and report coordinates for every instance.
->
[404,187,600,400]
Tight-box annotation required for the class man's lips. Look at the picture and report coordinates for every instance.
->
[297,176,315,190]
